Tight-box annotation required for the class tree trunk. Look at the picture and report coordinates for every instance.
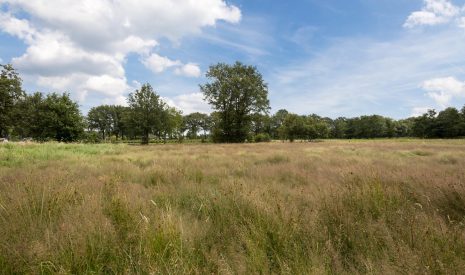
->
[142,129,149,145]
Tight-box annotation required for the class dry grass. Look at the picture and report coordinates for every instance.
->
[1,140,465,274]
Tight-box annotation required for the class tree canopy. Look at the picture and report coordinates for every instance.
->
[127,83,166,144]
[0,64,25,138]
[201,62,270,143]
[1,64,465,143]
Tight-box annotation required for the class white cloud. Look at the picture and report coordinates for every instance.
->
[0,0,240,104]
[141,54,201,78]
[36,73,131,104]
[175,63,202,78]
[404,0,462,28]
[102,96,128,107]
[421,76,465,107]
[142,54,181,74]
[411,107,432,117]
[1,0,241,46]
[404,11,448,27]
[0,13,36,43]
[164,92,211,114]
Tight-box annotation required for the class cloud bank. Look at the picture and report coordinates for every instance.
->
[0,0,240,104]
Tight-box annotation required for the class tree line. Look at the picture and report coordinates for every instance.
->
[1,63,465,143]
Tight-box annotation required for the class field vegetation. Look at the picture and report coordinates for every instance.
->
[1,140,465,274]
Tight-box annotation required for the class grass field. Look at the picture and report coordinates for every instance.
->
[1,140,465,274]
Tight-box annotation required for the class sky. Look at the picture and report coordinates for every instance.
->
[1,0,465,119]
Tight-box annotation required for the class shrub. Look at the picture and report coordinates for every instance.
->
[82,131,101,143]
[254,133,271,143]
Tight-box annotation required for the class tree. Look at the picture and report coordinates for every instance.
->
[163,107,184,141]
[0,64,25,138]
[331,117,347,139]
[460,105,465,136]
[280,113,306,142]
[184,112,209,139]
[305,115,330,140]
[111,105,131,139]
[394,119,414,137]
[200,62,270,143]
[435,107,462,138]
[271,109,289,139]
[251,113,271,136]
[412,109,436,138]
[14,92,42,138]
[87,105,114,140]
[29,93,84,142]
[199,114,213,141]
[127,83,165,144]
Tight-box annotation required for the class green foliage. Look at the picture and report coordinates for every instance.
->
[412,109,437,138]
[251,113,272,136]
[163,107,184,141]
[254,133,271,143]
[183,112,210,139]
[0,64,25,138]
[127,83,166,144]
[435,107,464,138]
[279,113,330,141]
[23,92,84,142]
[280,113,305,142]
[82,131,102,143]
[87,105,130,140]
[412,107,465,138]
[270,109,288,139]
[201,62,270,143]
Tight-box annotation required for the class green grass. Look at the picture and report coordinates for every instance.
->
[1,140,465,274]
[0,143,124,167]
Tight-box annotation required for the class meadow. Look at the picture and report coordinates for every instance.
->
[1,140,465,274]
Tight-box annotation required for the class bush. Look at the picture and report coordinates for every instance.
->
[82,131,101,143]
[254,133,271,143]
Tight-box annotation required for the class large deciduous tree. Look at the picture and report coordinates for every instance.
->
[163,107,184,141]
[87,105,114,140]
[127,83,165,144]
[32,93,84,142]
[200,62,270,143]
[184,112,210,139]
[0,64,25,138]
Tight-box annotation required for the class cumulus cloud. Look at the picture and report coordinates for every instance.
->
[142,54,201,77]
[142,54,181,74]
[421,76,465,107]
[411,107,432,117]
[175,63,202,78]
[164,92,211,114]
[404,0,463,28]
[0,0,240,104]
[36,73,131,104]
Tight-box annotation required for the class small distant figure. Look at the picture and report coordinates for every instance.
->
[0,138,8,143]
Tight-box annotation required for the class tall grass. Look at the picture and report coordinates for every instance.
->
[1,140,465,273]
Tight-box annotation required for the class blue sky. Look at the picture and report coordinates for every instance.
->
[1,0,465,118]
